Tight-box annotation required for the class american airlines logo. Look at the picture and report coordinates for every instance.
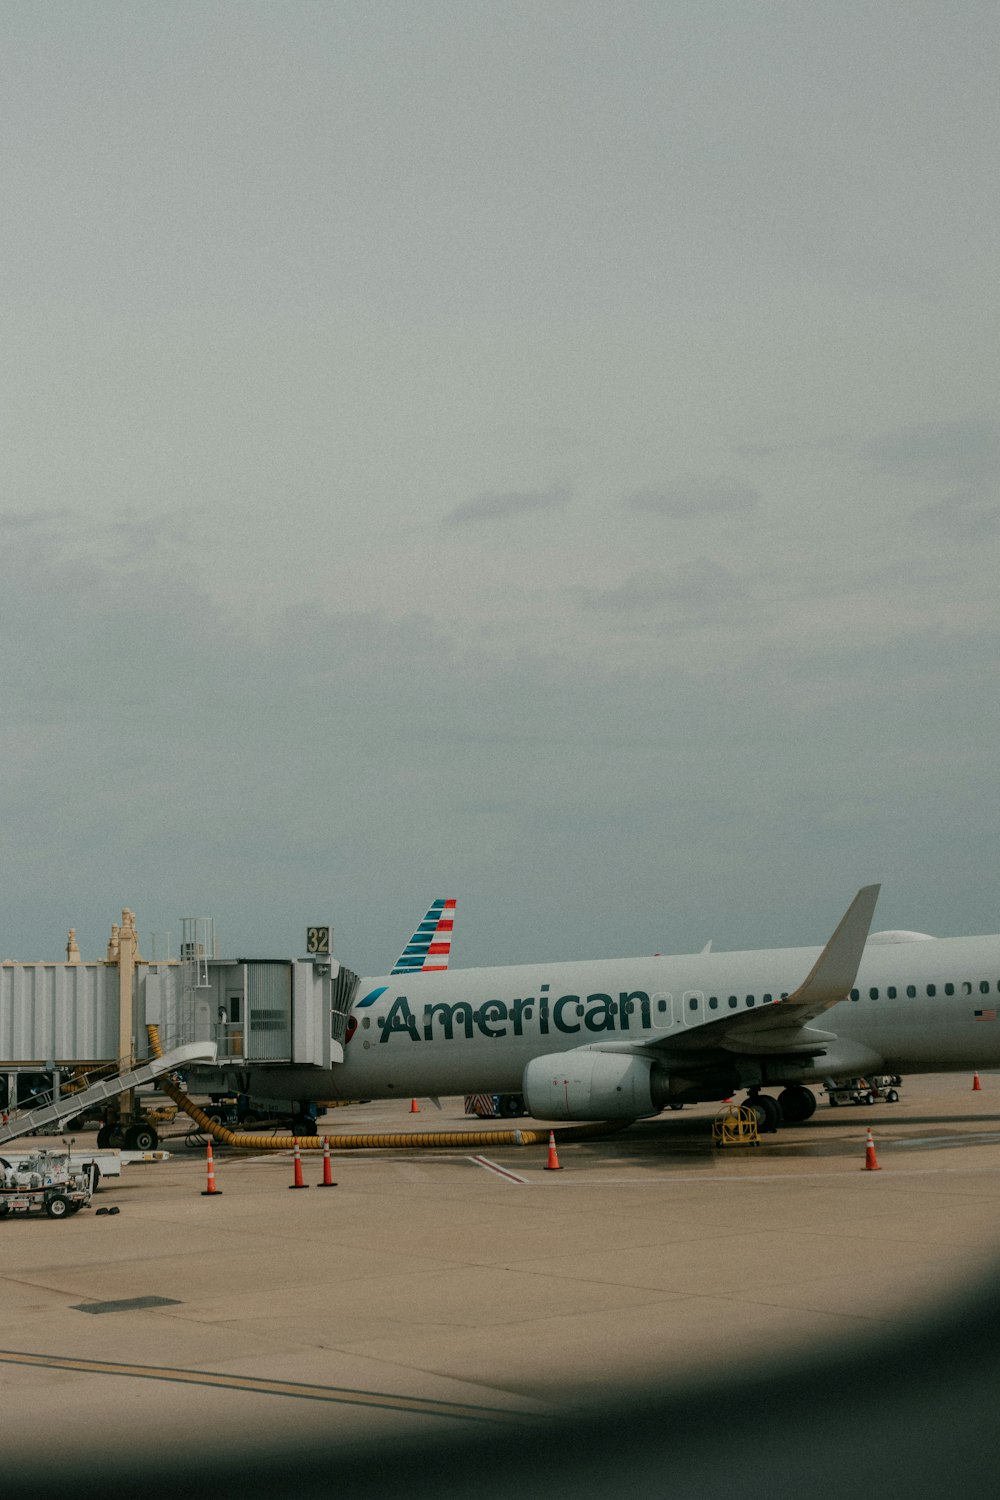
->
[376,988,656,1043]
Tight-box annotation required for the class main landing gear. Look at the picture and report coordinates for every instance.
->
[776,1084,818,1123]
[741,1085,817,1130]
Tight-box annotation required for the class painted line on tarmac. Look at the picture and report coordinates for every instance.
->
[0,1351,538,1424]
[469,1155,528,1183]
[545,1164,1000,1185]
[891,1132,1000,1149]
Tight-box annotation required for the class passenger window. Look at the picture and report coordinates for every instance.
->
[763,993,772,1003]
[906,985,916,998]
[945,983,954,996]
[577,1003,585,1015]
[728,996,738,1009]
[709,996,718,1010]
[963,983,972,996]
[362,1017,371,1029]
[688,996,699,1011]
[850,989,859,1001]
[927,984,936,997]
[869,988,879,1000]
[887,986,897,999]
[656,999,668,1013]
[981,981,990,994]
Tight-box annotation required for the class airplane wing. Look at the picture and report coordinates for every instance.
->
[643,884,881,1058]
[390,899,457,976]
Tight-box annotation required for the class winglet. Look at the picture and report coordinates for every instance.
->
[782,884,881,1010]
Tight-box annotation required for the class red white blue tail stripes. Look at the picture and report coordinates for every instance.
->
[391,899,457,975]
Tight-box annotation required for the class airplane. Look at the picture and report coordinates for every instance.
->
[247,885,1000,1128]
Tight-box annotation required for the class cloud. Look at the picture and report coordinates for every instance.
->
[623,479,760,518]
[730,442,797,459]
[0,508,70,531]
[446,483,570,524]
[862,420,1000,486]
[911,490,1000,543]
[578,560,749,617]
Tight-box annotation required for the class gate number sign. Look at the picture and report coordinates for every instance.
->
[306,926,332,956]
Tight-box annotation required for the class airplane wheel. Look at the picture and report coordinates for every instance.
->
[777,1085,817,1123]
[744,1095,781,1132]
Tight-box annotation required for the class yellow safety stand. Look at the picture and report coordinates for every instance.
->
[711,1103,761,1148]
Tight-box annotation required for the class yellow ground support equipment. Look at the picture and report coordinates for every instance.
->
[711,1103,760,1148]
[147,1025,626,1153]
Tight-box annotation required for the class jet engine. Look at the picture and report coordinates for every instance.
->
[522,1050,670,1121]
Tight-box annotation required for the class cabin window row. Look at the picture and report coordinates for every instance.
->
[847,980,1000,1001]
[702,994,782,1010]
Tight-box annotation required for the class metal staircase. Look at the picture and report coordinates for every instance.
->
[0,1041,218,1147]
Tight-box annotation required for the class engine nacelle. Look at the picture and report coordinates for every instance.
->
[523,1050,668,1121]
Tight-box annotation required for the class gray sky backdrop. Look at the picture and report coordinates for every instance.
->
[2,1,998,973]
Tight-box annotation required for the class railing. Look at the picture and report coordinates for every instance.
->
[213,1022,246,1059]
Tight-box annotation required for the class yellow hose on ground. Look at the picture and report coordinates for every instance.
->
[147,1025,627,1151]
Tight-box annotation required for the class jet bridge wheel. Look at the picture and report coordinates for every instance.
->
[777,1085,817,1123]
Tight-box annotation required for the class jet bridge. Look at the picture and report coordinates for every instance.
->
[172,959,360,1070]
[0,910,360,1112]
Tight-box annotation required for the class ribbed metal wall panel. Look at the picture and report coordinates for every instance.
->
[246,963,292,1061]
[0,964,117,1062]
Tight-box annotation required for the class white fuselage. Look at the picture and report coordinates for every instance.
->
[247,932,1000,1103]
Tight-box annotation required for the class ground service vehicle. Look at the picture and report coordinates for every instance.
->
[825,1074,902,1106]
[0,1150,94,1218]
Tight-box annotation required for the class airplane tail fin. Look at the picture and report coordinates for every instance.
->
[390,899,457,975]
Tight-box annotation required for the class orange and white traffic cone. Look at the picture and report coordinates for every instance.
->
[973,1071,982,1091]
[862,1128,881,1172]
[201,1140,222,1196]
[410,1098,420,1114]
[544,1130,561,1171]
[289,1140,308,1189]
[319,1137,337,1188]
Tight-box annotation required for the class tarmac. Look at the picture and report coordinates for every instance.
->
[3,1073,1000,1464]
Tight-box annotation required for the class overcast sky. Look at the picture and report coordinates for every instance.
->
[2,1,998,974]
